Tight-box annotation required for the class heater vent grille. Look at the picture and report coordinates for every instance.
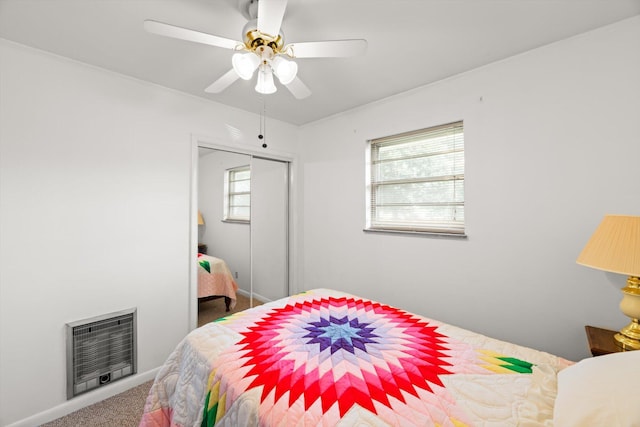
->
[66,308,137,399]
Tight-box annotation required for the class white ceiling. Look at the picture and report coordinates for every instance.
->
[1,0,639,126]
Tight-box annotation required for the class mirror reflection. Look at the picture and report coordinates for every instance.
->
[196,147,289,326]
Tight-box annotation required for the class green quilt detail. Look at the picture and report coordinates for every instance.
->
[496,356,533,374]
[199,260,211,273]
[201,391,218,427]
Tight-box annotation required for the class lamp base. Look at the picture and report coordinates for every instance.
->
[615,276,640,350]
[614,322,640,350]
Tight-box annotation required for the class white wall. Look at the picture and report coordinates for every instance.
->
[298,16,640,362]
[0,40,298,426]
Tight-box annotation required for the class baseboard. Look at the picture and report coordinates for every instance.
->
[236,288,272,305]
[236,288,250,298]
[5,368,159,427]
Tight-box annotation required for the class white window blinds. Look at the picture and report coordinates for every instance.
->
[224,165,250,222]
[367,121,464,235]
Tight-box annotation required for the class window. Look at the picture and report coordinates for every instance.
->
[224,165,250,222]
[366,121,465,235]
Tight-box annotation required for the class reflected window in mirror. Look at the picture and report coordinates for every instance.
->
[223,165,251,223]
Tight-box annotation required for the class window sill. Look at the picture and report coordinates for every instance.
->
[222,219,250,225]
[363,228,467,238]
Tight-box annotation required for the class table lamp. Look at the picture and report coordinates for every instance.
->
[577,214,640,349]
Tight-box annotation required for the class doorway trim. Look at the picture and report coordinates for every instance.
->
[189,133,298,330]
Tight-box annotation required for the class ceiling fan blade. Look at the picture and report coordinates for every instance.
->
[144,20,240,50]
[287,39,367,58]
[257,0,288,38]
[204,69,240,93]
[285,76,311,99]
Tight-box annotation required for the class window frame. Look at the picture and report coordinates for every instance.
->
[223,165,251,223]
[365,121,465,237]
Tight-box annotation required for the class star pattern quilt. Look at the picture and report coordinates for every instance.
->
[140,289,570,427]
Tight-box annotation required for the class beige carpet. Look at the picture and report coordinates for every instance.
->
[198,292,262,327]
[41,380,153,427]
[43,293,259,426]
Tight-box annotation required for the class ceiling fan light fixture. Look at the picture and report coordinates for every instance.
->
[232,52,260,80]
[271,55,298,85]
[255,64,277,94]
[145,1,368,100]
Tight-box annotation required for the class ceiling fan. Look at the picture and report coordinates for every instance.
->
[144,0,367,99]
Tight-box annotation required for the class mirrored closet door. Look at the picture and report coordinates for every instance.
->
[250,157,289,302]
[196,147,289,323]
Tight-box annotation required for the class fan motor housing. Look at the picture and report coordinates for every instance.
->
[245,29,283,52]
[241,19,284,53]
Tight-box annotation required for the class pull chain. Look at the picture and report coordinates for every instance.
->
[259,97,267,148]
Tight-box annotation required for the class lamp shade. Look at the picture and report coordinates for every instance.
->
[271,55,298,85]
[197,210,205,225]
[232,52,260,80]
[255,64,277,94]
[577,215,640,276]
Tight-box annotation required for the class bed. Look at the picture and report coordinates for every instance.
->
[197,253,239,311]
[140,288,640,426]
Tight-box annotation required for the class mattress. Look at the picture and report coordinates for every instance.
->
[140,288,571,426]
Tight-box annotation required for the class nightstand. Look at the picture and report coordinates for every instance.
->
[198,243,207,254]
[585,325,631,356]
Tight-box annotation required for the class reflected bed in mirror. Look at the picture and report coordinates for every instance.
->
[197,253,238,311]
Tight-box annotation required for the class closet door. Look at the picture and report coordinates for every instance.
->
[198,149,251,291]
[250,157,289,301]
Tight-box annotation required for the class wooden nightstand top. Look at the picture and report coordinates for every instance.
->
[585,325,628,356]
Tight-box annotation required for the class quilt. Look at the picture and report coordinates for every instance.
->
[140,289,570,427]
[197,254,238,309]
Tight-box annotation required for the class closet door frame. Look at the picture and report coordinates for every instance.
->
[189,135,298,331]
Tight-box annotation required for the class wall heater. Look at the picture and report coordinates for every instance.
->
[66,308,137,399]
